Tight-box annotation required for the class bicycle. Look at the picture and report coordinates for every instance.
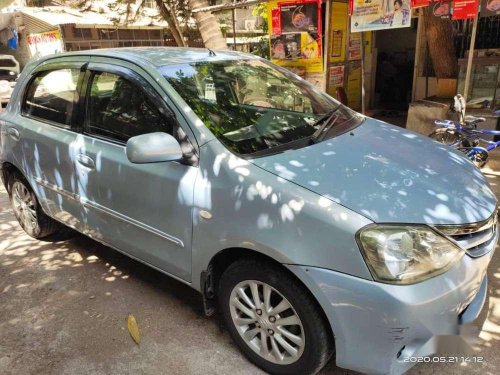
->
[429,94,500,168]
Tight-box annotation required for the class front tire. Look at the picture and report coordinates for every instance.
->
[218,259,334,375]
[8,173,60,238]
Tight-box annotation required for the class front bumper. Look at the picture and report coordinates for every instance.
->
[287,238,495,375]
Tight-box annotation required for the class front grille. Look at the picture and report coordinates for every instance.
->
[434,212,498,257]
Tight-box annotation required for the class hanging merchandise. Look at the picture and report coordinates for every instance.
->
[7,27,18,50]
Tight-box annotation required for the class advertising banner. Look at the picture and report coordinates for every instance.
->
[452,0,479,19]
[268,0,323,73]
[351,0,412,32]
[27,30,64,58]
[412,0,432,7]
[480,0,500,16]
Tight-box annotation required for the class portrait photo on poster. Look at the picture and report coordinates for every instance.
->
[351,0,412,32]
[481,0,500,16]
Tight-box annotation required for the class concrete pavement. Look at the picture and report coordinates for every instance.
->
[1,161,500,375]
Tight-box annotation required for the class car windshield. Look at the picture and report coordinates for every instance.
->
[159,59,363,156]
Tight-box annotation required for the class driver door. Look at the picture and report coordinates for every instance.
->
[74,62,198,281]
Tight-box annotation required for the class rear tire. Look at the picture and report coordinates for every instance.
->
[8,172,60,239]
[218,259,334,375]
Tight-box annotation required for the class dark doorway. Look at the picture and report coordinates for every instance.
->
[373,19,418,117]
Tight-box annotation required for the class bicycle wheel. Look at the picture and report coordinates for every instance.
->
[429,128,463,146]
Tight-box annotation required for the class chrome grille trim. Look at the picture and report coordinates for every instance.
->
[434,212,497,236]
[434,211,498,257]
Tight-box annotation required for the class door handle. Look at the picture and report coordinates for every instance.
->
[6,127,19,141]
[75,154,95,169]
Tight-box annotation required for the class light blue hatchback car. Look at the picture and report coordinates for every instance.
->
[0,48,497,375]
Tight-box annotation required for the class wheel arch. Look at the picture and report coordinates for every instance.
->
[1,161,24,193]
[201,246,335,343]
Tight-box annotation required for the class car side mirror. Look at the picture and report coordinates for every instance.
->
[126,132,182,164]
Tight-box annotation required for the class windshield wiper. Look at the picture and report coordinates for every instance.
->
[310,107,341,144]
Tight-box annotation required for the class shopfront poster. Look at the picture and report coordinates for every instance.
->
[330,0,348,63]
[348,33,362,60]
[268,0,323,73]
[452,0,479,19]
[351,0,412,32]
[271,8,282,34]
[480,0,500,16]
[280,1,319,33]
[27,30,64,58]
[329,65,345,87]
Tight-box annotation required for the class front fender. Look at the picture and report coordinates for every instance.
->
[190,141,373,292]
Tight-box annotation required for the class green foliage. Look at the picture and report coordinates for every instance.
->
[250,4,269,59]
[252,3,268,34]
[251,37,270,60]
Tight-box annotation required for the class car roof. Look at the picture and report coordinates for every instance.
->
[38,47,256,67]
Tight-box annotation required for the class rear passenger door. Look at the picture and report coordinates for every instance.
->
[17,59,89,230]
[74,61,198,282]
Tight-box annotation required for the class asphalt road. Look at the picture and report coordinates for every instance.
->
[1,164,500,375]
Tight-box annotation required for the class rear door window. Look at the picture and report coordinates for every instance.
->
[23,69,80,126]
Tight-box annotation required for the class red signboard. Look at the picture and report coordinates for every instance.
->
[271,8,282,35]
[411,0,432,7]
[452,0,479,19]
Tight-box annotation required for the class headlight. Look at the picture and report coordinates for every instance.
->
[357,224,464,284]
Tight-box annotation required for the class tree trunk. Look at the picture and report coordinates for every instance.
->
[422,7,458,79]
[188,0,228,50]
[155,0,187,47]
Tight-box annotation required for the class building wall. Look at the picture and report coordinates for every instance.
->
[61,25,165,51]
[0,13,34,70]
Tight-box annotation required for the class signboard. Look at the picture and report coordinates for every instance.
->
[481,0,500,16]
[452,0,479,19]
[268,0,323,73]
[412,0,432,7]
[351,0,412,32]
[27,30,64,58]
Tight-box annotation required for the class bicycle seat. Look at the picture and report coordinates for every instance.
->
[465,115,486,126]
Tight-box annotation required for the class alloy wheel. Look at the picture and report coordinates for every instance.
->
[11,181,38,234]
[229,280,305,365]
